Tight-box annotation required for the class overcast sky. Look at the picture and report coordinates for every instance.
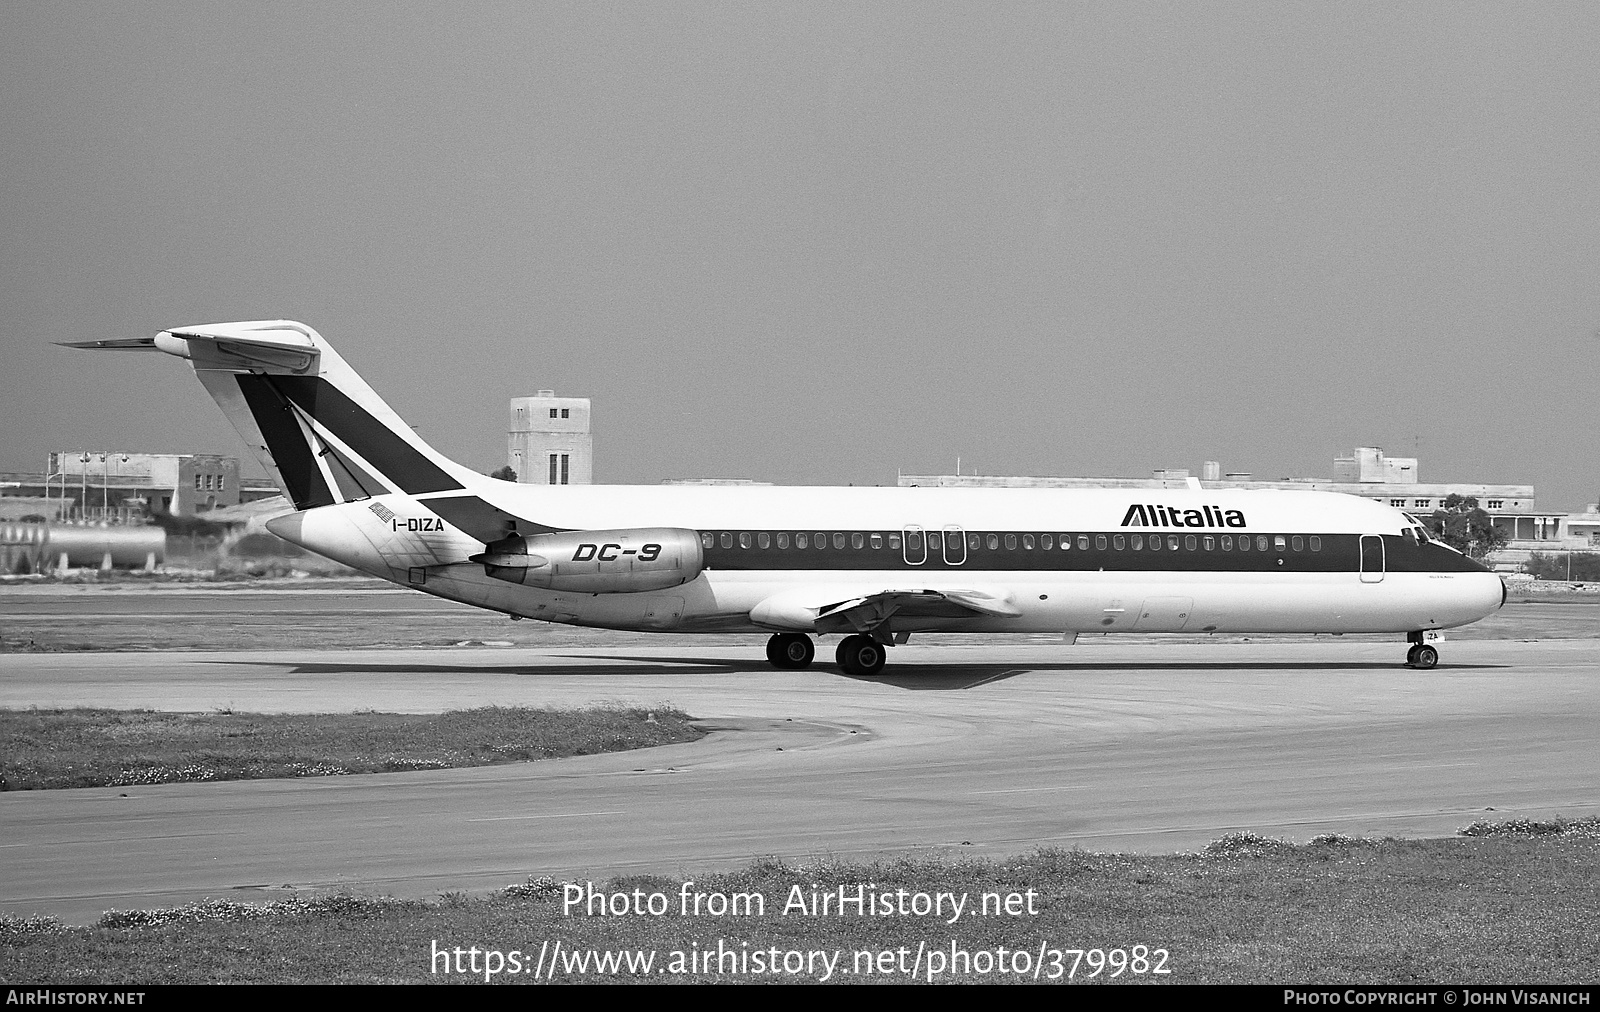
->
[4,2,1597,507]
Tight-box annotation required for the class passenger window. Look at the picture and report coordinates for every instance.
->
[851,533,864,549]
[739,532,752,549]
[1149,534,1161,551]
[758,532,770,549]
[1167,535,1180,551]
[1077,535,1089,550]
[1185,535,1197,551]
[870,533,883,549]
[1239,536,1250,552]
[1113,534,1125,550]
[777,533,790,549]
[1203,536,1214,551]
[987,534,1000,550]
[720,532,733,549]
[1310,536,1321,551]
[701,532,714,550]
[1004,534,1017,550]
[796,533,808,549]
[968,533,981,550]
[1256,536,1269,552]
[1274,536,1286,551]
[1221,535,1233,551]
[1131,534,1143,550]
[1291,536,1302,551]
[833,533,846,550]
[817,533,829,550]
[1041,534,1053,550]
[1022,534,1035,550]
[1095,535,1107,550]
[928,531,942,551]
[889,533,902,550]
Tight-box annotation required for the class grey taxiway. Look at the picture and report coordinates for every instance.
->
[3,636,1598,925]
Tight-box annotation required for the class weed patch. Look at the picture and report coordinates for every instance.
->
[0,706,703,790]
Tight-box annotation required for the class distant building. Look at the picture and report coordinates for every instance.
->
[508,391,592,485]
[1334,446,1419,484]
[661,478,774,486]
[899,447,1569,547]
[0,452,241,521]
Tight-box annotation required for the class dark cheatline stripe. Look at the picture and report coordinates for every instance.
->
[423,495,564,544]
[695,532,1488,576]
[235,375,335,510]
[268,377,463,495]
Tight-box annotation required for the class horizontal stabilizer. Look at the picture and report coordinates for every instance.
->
[63,321,320,373]
[57,337,160,351]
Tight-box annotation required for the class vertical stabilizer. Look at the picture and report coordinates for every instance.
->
[65,321,483,510]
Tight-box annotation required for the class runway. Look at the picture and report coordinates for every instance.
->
[3,637,1598,925]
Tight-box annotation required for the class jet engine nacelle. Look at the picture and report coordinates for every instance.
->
[472,527,703,593]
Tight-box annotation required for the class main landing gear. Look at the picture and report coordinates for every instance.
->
[764,633,888,675]
[835,635,887,676]
[766,633,815,669]
[1405,632,1439,669]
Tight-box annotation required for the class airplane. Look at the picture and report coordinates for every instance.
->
[67,320,1505,674]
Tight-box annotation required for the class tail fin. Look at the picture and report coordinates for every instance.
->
[64,320,483,510]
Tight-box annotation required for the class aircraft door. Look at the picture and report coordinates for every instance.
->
[1359,535,1385,584]
[903,526,926,565]
[943,525,967,566]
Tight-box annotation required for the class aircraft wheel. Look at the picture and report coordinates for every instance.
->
[1405,644,1421,667]
[836,635,887,676]
[1411,644,1438,670]
[767,633,814,669]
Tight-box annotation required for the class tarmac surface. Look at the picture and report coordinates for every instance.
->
[3,613,1599,924]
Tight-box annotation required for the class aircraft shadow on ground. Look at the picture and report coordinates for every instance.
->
[227,655,1506,690]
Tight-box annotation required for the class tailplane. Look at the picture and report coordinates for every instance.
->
[64,321,484,510]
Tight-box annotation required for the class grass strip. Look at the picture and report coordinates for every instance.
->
[0,706,702,790]
[3,821,1598,984]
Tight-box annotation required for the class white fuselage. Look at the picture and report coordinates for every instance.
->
[272,483,1505,638]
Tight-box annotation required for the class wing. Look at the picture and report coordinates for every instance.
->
[753,587,1021,641]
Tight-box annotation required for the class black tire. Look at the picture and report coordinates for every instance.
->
[778,634,814,668]
[768,633,814,669]
[1405,644,1421,667]
[1413,644,1438,670]
[836,634,886,675]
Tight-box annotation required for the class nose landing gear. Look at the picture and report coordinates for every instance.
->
[1405,634,1439,669]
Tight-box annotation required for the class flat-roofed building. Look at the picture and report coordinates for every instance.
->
[0,452,241,521]
[508,391,592,485]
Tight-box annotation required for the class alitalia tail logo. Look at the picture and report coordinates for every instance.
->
[1121,504,1247,528]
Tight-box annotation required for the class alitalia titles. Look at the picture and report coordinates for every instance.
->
[1121,504,1247,529]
